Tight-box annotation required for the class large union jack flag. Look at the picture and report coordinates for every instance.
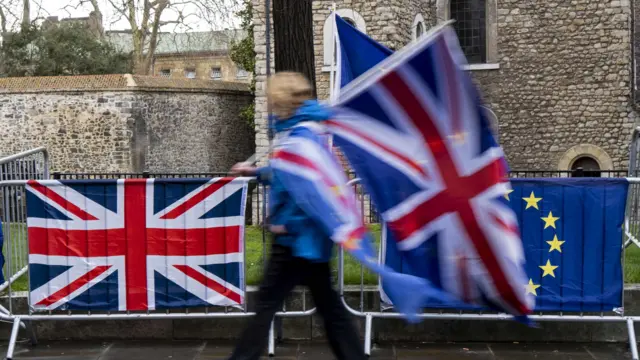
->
[329,26,534,317]
[25,178,248,312]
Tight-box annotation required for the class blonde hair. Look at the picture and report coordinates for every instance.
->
[267,72,314,119]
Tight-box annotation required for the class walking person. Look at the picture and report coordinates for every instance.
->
[228,72,366,360]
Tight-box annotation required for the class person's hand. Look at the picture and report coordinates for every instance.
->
[269,225,287,234]
[230,162,257,177]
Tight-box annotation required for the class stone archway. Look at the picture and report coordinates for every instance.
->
[557,144,614,171]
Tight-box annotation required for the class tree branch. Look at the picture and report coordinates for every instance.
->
[0,6,7,34]
[21,0,30,30]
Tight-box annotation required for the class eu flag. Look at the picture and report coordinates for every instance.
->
[509,178,627,312]
[382,178,628,312]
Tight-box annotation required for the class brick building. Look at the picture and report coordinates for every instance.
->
[252,0,636,172]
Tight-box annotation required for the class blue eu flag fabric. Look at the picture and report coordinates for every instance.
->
[381,178,628,312]
[510,178,627,312]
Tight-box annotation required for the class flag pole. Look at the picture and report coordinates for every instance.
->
[327,3,338,152]
[329,3,340,105]
[329,3,337,105]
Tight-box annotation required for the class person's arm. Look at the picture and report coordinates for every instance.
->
[254,166,273,185]
[230,162,273,184]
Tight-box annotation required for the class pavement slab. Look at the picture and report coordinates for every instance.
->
[0,341,633,359]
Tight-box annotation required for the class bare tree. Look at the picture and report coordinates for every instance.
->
[0,0,19,33]
[20,0,29,30]
[81,0,238,75]
[0,6,7,34]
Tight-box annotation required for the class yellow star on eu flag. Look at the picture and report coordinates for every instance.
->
[541,211,560,229]
[539,260,559,278]
[523,191,542,210]
[525,279,541,296]
[504,189,514,201]
[546,235,565,253]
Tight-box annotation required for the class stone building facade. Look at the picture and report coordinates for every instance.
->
[107,30,252,84]
[0,75,254,173]
[150,51,249,83]
[253,0,636,171]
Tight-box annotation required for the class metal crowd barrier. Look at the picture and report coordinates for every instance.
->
[3,145,640,359]
[0,147,49,295]
[338,177,640,360]
[0,174,316,359]
[627,126,640,250]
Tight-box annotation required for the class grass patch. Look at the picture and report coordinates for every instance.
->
[625,245,640,283]
[244,224,381,286]
[1,223,28,292]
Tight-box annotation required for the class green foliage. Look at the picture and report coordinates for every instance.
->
[229,0,256,129]
[0,22,131,77]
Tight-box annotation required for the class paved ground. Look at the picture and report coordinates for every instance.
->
[0,341,633,359]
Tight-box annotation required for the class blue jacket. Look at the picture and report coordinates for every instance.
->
[256,100,334,262]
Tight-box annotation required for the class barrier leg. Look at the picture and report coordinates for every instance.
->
[628,318,639,360]
[6,316,21,360]
[364,314,373,357]
[268,319,275,357]
[25,320,38,346]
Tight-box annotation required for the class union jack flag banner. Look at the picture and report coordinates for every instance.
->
[25,178,248,312]
[269,122,458,322]
[328,25,535,318]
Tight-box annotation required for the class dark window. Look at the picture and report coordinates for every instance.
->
[344,18,357,27]
[450,0,487,63]
[571,156,601,177]
[416,22,425,39]
[210,67,222,80]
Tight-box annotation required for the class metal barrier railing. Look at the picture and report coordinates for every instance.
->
[1,145,639,358]
[339,177,640,360]
[0,177,316,360]
[0,148,49,294]
[627,126,640,250]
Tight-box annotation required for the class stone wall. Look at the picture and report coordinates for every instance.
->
[471,0,635,170]
[141,92,255,172]
[0,92,135,172]
[0,75,254,173]
[634,0,640,102]
[253,0,637,170]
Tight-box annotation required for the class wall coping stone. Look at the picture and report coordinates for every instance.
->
[0,74,251,95]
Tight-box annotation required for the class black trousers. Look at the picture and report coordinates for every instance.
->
[229,243,366,360]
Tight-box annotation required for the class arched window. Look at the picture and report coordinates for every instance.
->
[557,144,613,177]
[436,0,498,67]
[412,14,426,42]
[450,0,486,63]
[571,156,601,177]
[323,9,367,67]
